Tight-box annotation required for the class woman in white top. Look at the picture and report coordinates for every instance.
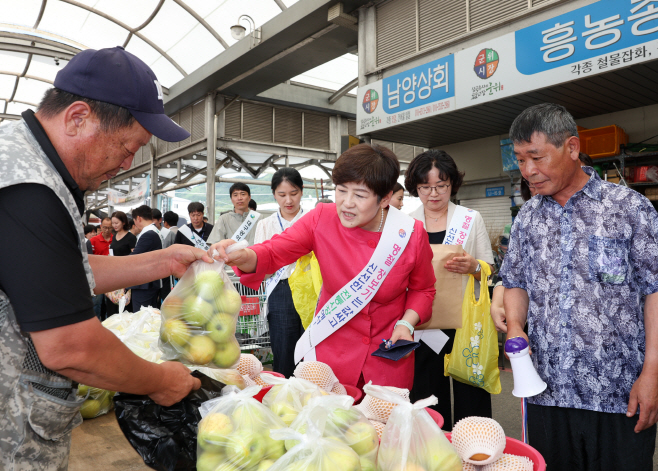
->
[254,168,307,377]
[405,149,495,431]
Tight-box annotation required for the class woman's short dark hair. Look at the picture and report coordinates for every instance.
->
[111,211,129,231]
[520,179,532,202]
[187,202,204,214]
[405,149,464,197]
[229,182,251,197]
[392,182,405,193]
[332,144,400,201]
[271,167,304,193]
[38,88,136,134]
[579,152,594,167]
[248,199,257,210]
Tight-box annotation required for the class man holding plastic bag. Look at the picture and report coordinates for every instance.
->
[0,47,209,471]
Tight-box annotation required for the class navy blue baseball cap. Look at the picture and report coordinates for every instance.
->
[54,46,190,142]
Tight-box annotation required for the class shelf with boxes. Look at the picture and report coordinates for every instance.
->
[593,149,658,207]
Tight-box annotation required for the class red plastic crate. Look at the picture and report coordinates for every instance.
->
[444,432,546,471]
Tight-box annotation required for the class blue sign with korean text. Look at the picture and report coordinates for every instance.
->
[501,138,519,171]
[382,55,455,113]
[486,186,505,197]
[515,0,658,75]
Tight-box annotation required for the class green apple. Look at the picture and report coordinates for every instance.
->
[225,430,266,468]
[264,434,286,459]
[161,295,184,319]
[195,270,225,301]
[256,459,275,471]
[182,295,214,326]
[161,318,191,347]
[185,335,216,365]
[77,384,89,397]
[98,391,114,413]
[231,403,266,431]
[422,437,463,471]
[216,290,242,316]
[360,457,377,471]
[80,399,101,419]
[198,412,233,452]
[206,313,236,343]
[344,421,378,456]
[284,423,307,451]
[196,451,225,471]
[270,402,298,426]
[213,340,241,369]
[328,407,361,431]
[322,444,361,471]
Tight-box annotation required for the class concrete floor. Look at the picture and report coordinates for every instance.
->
[69,367,658,471]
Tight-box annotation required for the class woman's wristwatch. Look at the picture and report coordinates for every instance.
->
[395,320,415,335]
[473,263,481,274]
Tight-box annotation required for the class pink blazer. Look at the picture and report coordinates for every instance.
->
[237,203,436,389]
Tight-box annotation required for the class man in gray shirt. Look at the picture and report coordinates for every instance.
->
[208,182,260,246]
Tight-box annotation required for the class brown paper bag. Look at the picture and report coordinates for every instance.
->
[416,244,464,330]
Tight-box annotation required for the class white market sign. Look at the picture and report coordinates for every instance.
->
[357,0,658,134]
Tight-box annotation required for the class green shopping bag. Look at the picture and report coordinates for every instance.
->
[444,261,501,394]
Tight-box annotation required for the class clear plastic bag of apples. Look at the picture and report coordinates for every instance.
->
[159,257,242,369]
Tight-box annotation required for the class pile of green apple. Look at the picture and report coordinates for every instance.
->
[284,405,379,471]
[77,385,116,419]
[160,268,242,368]
[272,436,363,471]
[262,379,330,427]
[196,399,287,471]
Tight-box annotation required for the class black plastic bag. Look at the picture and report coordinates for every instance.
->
[114,370,225,471]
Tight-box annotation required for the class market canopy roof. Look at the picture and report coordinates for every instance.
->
[0,0,360,123]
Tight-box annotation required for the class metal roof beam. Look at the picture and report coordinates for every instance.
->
[328,77,358,104]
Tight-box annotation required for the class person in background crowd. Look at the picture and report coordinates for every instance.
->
[110,211,136,256]
[254,168,307,377]
[249,199,257,211]
[83,224,96,254]
[152,208,163,230]
[162,211,179,249]
[128,218,140,237]
[208,183,259,246]
[315,197,333,206]
[211,144,436,390]
[0,46,205,470]
[174,202,213,247]
[389,182,405,210]
[406,149,495,431]
[90,217,113,255]
[501,103,658,470]
[84,224,104,319]
[128,205,164,310]
[203,216,208,223]
[105,211,136,316]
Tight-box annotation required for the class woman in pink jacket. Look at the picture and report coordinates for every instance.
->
[212,144,436,389]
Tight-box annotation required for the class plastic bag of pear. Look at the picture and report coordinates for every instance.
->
[365,382,463,471]
[77,385,116,419]
[196,385,288,471]
[159,259,242,369]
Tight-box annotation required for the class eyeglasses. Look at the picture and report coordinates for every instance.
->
[417,183,451,196]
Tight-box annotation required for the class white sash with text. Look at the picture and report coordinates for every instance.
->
[231,211,261,243]
[179,225,210,250]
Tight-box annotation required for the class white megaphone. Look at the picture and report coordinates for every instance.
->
[505,336,547,398]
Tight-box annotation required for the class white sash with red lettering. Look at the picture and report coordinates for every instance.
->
[442,205,476,246]
[294,206,415,364]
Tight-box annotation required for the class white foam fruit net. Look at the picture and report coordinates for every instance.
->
[236,353,263,378]
[293,361,339,392]
[451,416,506,466]
[370,419,386,438]
[356,385,410,423]
[331,382,347,395]
[482,454,534,471]
[462,463,479,471]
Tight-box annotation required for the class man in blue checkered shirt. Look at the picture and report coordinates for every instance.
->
[500,103,658,471]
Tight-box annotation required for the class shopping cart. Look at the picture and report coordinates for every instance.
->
[230,275,273,364]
